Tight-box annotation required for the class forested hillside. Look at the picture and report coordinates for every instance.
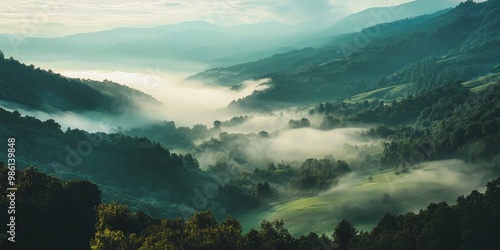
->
[0,51,160,113]
[191,0,500,110]
[1,164,499,250]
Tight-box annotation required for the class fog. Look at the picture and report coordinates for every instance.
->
[0,100,158,133]
[195,126,378,169]
[61,69,271,127]
[0,67,274,134]
[265,128,372,161]
[323,159,491,228]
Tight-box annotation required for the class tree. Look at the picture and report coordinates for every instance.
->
[333,219,357,250]
[213,120,222,129]
[255,182,273,198]
[300,118,311,127]
[259,220,294,250]
[259,131,270,138]
[242,229,263,250]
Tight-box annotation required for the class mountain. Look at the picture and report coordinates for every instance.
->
[0,21,306,69]
[318,0,460,37]
[190,0,500,111]
[0,2,463,71]
[0,51,161,114]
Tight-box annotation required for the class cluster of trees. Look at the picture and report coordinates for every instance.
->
[0,107,227,217]
[124,116,253,150]
[0,163,101,250]
[91,204,322,250]
[0,52,135,113]
[344,177,500,250]
[304,82,500,171]
[309,86,467,129]
[194,132,266,167]
[296,158,351,191]
[221,116,250,127]
[349,87,467,126]
[2,163,499,250]
[381,83,500,166]
[288,118,310,128]
[252,163,295,184]
[125,121,195,149]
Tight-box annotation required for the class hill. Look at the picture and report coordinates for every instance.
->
[1,163,499,249]
[191,0,500,111]
[0,51,161,115]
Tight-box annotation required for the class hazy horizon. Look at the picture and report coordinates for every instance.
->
[0,0,468,37]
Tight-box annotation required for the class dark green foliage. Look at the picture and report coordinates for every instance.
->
[296,158,351,190]
[363,126,396,138]
[222,116,250,127]
[255,182,273,198]
[0,107,218,213]
[252,163,295,184]
[0,55,134,113]
[334,219,357,250]
[217,184,260,213]
[349,178,500,250]
[213,120,222,129]
[381,83,500,166]
[288,118,310,128]
[125,121,194,149]
[0,164,101,250]
[3,166,500,250]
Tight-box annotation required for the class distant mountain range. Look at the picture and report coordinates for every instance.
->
[0,0,460,70]
[1,1,497,115]
[190,0,500,111]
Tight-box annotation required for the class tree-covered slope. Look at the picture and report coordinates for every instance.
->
[1,163,498,250]
[192,0,500,111]
[0,52,161,113]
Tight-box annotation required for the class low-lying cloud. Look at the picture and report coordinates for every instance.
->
[195,126,376,168]
[61,70,271,127]
[323,159,492,228]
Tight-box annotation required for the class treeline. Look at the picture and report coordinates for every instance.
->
[124,116,251,150]
[0,51,128,113]
[0,107,222,217]
[346,177,500,250]
[1,163,499,250]
[310,86,467,128]
[381,83,500,166]
[215,158,351,198]
[0,163,101,250]
[308,83,500,169]
[0,51,165,115]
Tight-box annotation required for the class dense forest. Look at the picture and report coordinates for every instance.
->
[1,164,499,250]
[0,51,160,115]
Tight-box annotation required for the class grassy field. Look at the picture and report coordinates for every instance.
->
[236,162,484,237]
[237,170,409,236]
[346,83,412,104]
[462,73,500,92]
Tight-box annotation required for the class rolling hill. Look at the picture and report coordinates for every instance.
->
[0,51,161,114]
[191,0,500,111]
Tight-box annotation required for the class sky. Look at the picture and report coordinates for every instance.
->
[0,0,430,37]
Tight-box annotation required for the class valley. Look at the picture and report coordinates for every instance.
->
[0,0,499,249]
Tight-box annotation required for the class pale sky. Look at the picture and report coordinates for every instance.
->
[0,0,465,37]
